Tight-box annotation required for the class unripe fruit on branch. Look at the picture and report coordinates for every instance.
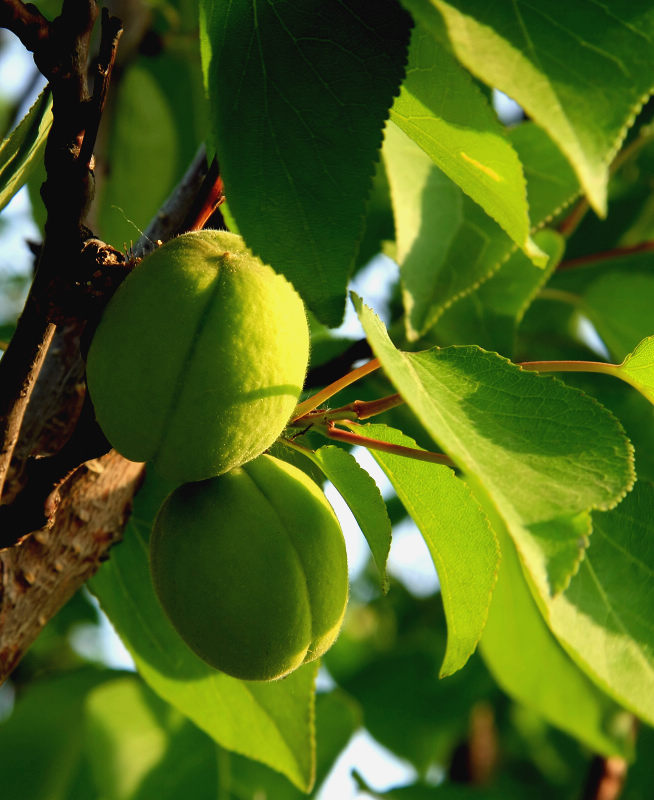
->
[149,455,349,681]
[86,231,309,483]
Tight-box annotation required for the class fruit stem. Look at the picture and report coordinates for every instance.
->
[326,393,405,422]
[291,358,381,421]
[321,422,455,467]
[519,359,616,377]
[290,393,405,430]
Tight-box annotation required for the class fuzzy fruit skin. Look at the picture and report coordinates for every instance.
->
[86,231,309,483]
[149,455,348,681]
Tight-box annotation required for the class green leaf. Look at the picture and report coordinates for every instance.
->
[384,120,515,340]
[409,0,654,216]
[542,481,654,726]
[98,65,180,247]
[355,156,395,271]
[97,50,206,249]
[353,296,635,594]
[89,476,317,793]
[552,248,654,296]
[510,122,580,229]
[584,273,654,360]
[0,86,52,213]
[0,669,113,800]
[391,23,545,264]
[310,690,362,789]
[226,689,361,800]
[353,422,499,677]
[570,372,654,486]
[480,504,632,758]
[83,676,219,800]
[621,725,654,797]
[199,0,412,325]
[616,336,654,405]
[384,120,577,341]
[526,512,592,596]
[435,228,565,354]
[300,444,392,592]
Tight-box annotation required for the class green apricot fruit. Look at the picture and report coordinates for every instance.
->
[86,230,309,483]
[149,454,349,681]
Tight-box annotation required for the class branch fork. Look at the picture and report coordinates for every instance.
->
[288,361,454,468]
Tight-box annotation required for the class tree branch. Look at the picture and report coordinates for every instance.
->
[0,0,50,53]
[137,145,210,257]
[78,8,123,171]
[0,451,144,684]
[581,755,628,800]
[0,395,111,549]
[0,1,102,497]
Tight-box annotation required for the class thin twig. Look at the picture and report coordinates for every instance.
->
[137,146,210,257]
[519,359,615,376]
[292,358,381,421]
[557,195,589,239]
[323,422,455,467]
[328,393,404,421]
[557,240,654,270]
[291,393,405,428]
[182,157,226,233]
[581,755,628,800]
[78,8,123,170]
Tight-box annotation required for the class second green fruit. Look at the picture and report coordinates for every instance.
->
[150,455,349,681]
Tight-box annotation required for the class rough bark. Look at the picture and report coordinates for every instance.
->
[0,452,143,682]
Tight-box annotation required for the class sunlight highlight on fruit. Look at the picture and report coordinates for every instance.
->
[86,230,310,483]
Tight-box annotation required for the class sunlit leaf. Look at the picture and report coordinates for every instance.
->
[354,422,499,676]
[406,0,654,215]
[392,23,544,264]
[385,120,577,340]
[353,295,634,595]
[511,122,580,229]
[609,335,654,405]
[225,689,361,800]
[543,481,654,726]
[301,444,392,592]
[435,229,565,355]
[84,676,219,800]
[0,86,52,213]
[384,121,515,340]
[479,503,632,757]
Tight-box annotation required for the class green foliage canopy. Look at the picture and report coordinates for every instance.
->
[2,1,654,797]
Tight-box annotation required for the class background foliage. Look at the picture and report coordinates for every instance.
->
[2,0,654,797]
